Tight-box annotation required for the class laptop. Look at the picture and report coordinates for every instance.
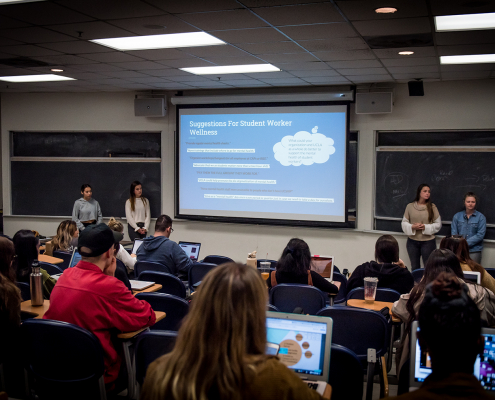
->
[265,311,333,395]
[51,248,82,280]
[463,271,481,284]
[178,241,201,262]
[410,321,495,393]
[129,280,155,291]
[132,239,144,254]
[311,255,334,281]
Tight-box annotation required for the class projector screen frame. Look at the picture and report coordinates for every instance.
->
[175,101,353,229]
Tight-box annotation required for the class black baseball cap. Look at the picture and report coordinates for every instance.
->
[78,223,123,257]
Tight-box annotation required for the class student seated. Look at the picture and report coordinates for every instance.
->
[107,217,137,273]
[347,234,414,295]
[136,214,192,280]
[390,272,492,400]
[440,235,495,294]
[392,249,495,375]
[44,223,156,391]
[266,238,338,295]
[45,220,78,256]
[13,229,56,299]
[141,263,329,400]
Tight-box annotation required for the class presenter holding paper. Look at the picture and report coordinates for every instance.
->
[72,184,102,231]
[125,180,150,241]
[451,192,486,264]
[401,184,441,271]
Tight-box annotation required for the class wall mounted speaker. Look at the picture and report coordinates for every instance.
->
[355,92,393,114]
[408,81,424,96]
[134,98,166,117]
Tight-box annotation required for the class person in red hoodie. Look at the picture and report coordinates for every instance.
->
[44,223,156,392]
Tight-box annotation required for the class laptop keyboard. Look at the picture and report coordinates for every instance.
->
[307,382,319,390]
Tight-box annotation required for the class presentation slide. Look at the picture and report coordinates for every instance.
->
[177,104,348,223]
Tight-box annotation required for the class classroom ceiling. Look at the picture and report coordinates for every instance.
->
[0,0,494,92]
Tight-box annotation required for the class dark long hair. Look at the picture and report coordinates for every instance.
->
[129,180,148,213]
[80,183,91,192]
[375,235,399,264]
[414,183,434,223]
[276,238,312,276]
[440,235,485,279]
[0,237,21,328]
[13,230,39,283]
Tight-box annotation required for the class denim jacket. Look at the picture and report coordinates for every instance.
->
[451,210,486,252]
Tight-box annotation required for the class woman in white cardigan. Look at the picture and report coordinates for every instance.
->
[108,217,137,272]
[125,181,151,241]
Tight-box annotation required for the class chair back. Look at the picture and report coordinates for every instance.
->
[203,255,234,265]
[138,271,186,298]
[485,268,495,280]
[53,250,72,270]
[188,262,218,288]
[135,293,189,331]
[332,272,348,304]
[267,304,279,312]
[20,319,105,400]
[39,262,63,276]
[257,259,278,268]
[411,269,424,283]
[135,331,177,386]
[329,344,364,400]
[346,287,401,303]
[135,260,171,277]
[316,306,389,362]
[17,282,30,301]
[269,284,327,315]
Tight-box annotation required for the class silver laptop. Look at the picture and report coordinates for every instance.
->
[129,280,155,291]
[311,255,335,282]
[410,321,495,393]
[132,239,144,254]
[51,248,81,279]
[178,241,201,262]
[266,311,333,395]
[464,271,481,284]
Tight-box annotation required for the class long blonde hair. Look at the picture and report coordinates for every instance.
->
[141,263,269,400]
[52,220,77,251]
[107,217,124,233]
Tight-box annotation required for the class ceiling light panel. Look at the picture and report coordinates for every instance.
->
[435,13,495,32]
[0,74,75,82]
[91,32,226,51]
[440,54,495,64]
[180,64,281,75]
[0,0,45,4]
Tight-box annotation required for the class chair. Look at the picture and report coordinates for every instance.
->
[346,287,401,303]
[138,271,186,298]
[269,284,327,315]
[20,319,106,400]
[267,304,279,312]
[53,250,72,270]
[411,268,424,283]
[188,262,218,289]
[17,282,30,301]
[135,331,177,386]
[115,259,131,291]
[135,293,189,331]
[332,272,348,304]
[485,268,495,279]
[329,344,364,400]
[203,255,234,265]
[316,306,389,400]
[39,262,63,276]
[257,259,277,268]
[135,260,171,277]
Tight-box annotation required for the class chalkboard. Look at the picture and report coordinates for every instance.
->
[11,161,161,218]
[376,151,495,223]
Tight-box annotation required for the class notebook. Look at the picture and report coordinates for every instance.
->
[178,241,201,262]
[311,255,335,281]
[265,311,333,395]
[410,321,495,392]
[463,271,481,284]
[129,280,155,291]
[132,239,144,254]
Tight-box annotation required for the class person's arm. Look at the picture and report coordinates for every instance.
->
[310,271,338,294]
[173,243,193,276]
[144,199,151,232]
[125,200,139,231]
[467,214,486,248]
[346,265,364,293]
[451,214,459,235]
[117,244,137,271]
[96,201,103,224]
[72,201,84,231]
[401,206,415,235]
[41,269,57,299]
[423,206,441,236]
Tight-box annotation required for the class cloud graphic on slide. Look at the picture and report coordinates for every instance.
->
[273,130,335,167]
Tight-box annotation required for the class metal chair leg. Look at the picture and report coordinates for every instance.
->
[366,361,375,400]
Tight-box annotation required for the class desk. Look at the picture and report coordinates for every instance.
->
[39,254,64,265]
[21,299,50,319]
[117,311,165,339]
[347,299,400,323]
[132,283,162,295]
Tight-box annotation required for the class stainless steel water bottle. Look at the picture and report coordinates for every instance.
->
[30,259,43,306]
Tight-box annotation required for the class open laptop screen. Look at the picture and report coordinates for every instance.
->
[69,248,82,269]
[311,255,334,281]
[178,241,201,262]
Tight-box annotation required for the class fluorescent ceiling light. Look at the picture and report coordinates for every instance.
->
[440,54,495,64]
[91,32,225,51]
[0,74,75,82]
[0,0,45,4]
[181,64,281,75]
[435,12,495,31]
[375,7,397,14]
[398,51,414,55]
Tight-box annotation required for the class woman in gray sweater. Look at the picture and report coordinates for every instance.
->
[72,184,102,231]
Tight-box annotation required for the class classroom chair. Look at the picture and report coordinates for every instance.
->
[17,282,30,301]
[135,260,172,278]
[329,344,364,400]
[135,293,189,331]
[137,271,186,298]
[135,331,178,387]
[411,268,424,283]
[256,259,278,268]
[202,255,234,265]
[188,262,218,289]
[267,304,279,312]
[316,306,390,400]
[485,268,495,280]
[39,262,63,276]
[332,272,348,304]
[269,284,327,315]
[52,250,72,270]
[20,319,107,400]
[346,287,401,303]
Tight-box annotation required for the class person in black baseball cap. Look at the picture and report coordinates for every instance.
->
[78,223,123,258]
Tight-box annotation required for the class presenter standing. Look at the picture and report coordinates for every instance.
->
[451,192,486,264]
[125,181,150,241]
[401,184,441,270]
[72,184,102,231]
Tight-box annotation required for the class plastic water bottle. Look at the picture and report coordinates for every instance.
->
[30,260,43,306]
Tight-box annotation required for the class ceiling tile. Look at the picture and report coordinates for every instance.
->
[243,0,328,6]
[299,37,368,52]
[216,79,268,86]
[244,71,294,78]
[373,46,436,58]
[179,10,268,31]
[140,69,191,77]
[0,67,40,75]
[69,63,126,72]
[327,59,382,68]
[210,28,288,43]
[97,70,154,79]
[347,75,393,82]
[58,0,164,20]
[336,0,428,20]
[257,77,307,84]
[0,2,94,25]
[437,44,495,56]
[0,37,22,46]
[181,45,249,58]
[429,0,495,16]
[313,49,376,61]
[0,15,32,29]
[146,0,241,14]
[206,73,254,80]
[353,18,432,36]
[185,81,231,88]
[167,75,217,82]
[442,71,492,79]
[157,59,214,68]
[89,78,134,85]
[47,21,136,40]
[259,52,319,63]
[0,27,74,44]
[288,69,340,77]
[32,54,97,65]
[39,41,114,54]
[0,45,62,57]
[125,48,196,61]
[253,4,344,26]
[78,52,145,63]
[118,83,157,89]
[381,57,438,67]
[108,15,199,36]
[436,31,495,46]
[202,56,265,65]
[391,72,440,79]
[440,64,495,72]
[303,76,351,83]
[127,76,171,84]
[59,71,109,80]
[277,61,332,70]
[388,65,439,73]
[148,82,194,89]
[109,60,169,70]
[336,67,389,75]
[236,41,304,54]
[280,23,358,40]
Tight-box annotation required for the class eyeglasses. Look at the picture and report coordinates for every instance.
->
[170,228,174,233]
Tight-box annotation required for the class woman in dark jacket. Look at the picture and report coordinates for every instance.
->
[347,235,414,294]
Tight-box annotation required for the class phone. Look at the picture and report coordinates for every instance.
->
[265,342,280,356]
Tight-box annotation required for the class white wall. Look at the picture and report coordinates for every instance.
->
[2,79,495,272]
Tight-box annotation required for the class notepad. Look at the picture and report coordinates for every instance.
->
[130,280,155,291]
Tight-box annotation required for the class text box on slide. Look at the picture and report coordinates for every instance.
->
[198,178,276,184]
[193,163,270,168]
[204,194,334,203]
[187,148,255,153]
